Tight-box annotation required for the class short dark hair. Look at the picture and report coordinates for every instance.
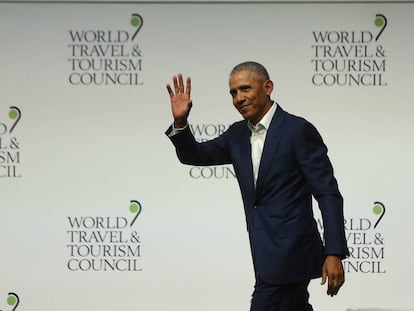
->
[230,61,270,81]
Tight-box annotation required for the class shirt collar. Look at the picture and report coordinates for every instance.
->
[248,102,277,132]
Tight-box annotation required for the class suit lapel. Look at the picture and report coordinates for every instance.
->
[236,123,256,205]
[255,106,285,197]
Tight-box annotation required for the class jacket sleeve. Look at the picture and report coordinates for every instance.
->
[293,121,349,258]
[165,124,232,166]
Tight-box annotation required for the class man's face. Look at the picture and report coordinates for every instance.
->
[229,70,273,124]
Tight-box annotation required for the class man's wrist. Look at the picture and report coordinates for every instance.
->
[174,120,188,129]
[168,122,188,137]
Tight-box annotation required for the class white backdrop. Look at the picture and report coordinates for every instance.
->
[1,1,413,311]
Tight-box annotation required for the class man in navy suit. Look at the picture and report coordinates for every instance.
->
[166,61,348,310]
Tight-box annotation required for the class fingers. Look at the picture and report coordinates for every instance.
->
[327,277,344,296]
[166,73,191,97]
[322,255,345,297]
[174,73,184,94]
[178,73,184,93]
[173,74,179,94]
[166,84,174,97]
[186,76,191,97]
[326,268,345,296]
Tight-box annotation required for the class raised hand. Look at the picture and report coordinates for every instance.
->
[166,73,192,128]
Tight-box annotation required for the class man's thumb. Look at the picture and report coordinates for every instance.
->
[321,271,327,285]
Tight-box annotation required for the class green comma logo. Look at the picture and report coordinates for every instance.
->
[8,107,21,134]
[0,107,21,135]
[129,200,142,227]
[373,201,386,229]
[374,14,387,41]
[0,292,20,311]
[130,13,143,41]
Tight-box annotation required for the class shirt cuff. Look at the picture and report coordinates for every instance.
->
[168,123,188,137]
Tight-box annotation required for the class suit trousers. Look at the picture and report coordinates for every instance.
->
[250,274,313,311]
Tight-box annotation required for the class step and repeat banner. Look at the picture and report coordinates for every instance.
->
[1,1,413,310]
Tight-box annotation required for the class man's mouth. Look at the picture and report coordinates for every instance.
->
[238,104,250,113]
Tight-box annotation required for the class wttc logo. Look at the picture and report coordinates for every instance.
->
[0,292,19,311]
[344,201,386,274]
[311,13,388,87]
[0,107,22,178]
[317,201,387,274]
[66,200,143,272]
[68,13,144,86]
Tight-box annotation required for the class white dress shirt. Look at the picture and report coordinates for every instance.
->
[248,102,277,186]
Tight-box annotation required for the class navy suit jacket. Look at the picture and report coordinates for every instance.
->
[167,105,348,284]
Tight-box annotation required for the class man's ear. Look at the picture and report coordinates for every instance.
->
[264,79,274,96]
